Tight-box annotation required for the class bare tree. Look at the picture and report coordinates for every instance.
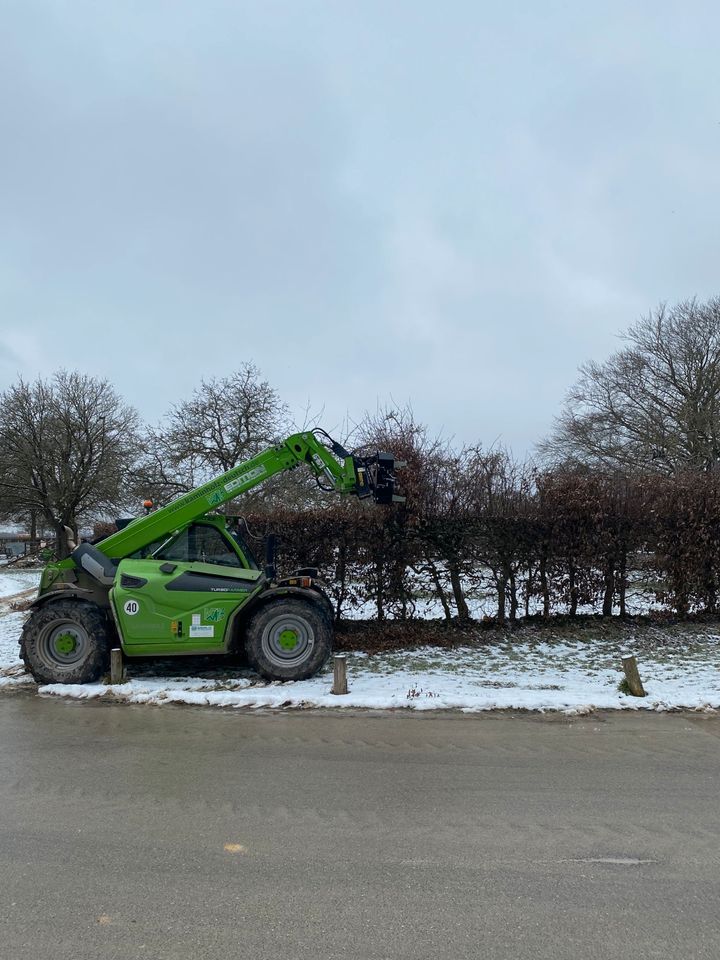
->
[0,372,140,557]
[541,297,720,473]
[135,363,290,505]
[131,426,195,508]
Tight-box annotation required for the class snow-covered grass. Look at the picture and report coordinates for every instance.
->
[0,569,42,689]
[343,568,665,621]
[0,609,35,688]
[34,636,720,713]
[0,567,41,599]
[2,568,720,713]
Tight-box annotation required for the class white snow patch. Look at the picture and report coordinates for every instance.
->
[0,609,35,687]
[0,569,41,599]
[31,640,720,714]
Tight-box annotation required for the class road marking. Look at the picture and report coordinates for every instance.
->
[560,857,657,865]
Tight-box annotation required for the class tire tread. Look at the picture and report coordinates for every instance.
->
[245,597,333,681]
[20,600,112,685]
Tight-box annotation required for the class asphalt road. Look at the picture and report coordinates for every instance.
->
[2,696,720,960]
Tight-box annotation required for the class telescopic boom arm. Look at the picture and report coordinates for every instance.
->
[96,431,400,561]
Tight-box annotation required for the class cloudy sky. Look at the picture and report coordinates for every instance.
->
[1,1,719,455]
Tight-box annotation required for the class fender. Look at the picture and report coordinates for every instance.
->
[29,586,99,610]
[242,584,333,622]
[226,584,334,654]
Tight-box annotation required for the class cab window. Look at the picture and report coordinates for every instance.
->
[229,529,259,570]
[154,524,241,568]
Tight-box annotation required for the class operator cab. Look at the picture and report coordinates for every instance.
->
[152,518,259,570]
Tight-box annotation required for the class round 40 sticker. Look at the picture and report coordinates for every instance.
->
[124,599,140,616]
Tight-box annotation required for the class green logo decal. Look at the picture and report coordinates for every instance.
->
[204,607,227,623]
[207,490,225,507]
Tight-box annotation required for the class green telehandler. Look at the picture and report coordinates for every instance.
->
[21,430,400,685]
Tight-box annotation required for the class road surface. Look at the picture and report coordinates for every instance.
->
[2,695,720,959]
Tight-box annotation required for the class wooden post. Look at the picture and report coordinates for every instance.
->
[332,654,348,695]
[621,654,646,697]
[110,647,124,685]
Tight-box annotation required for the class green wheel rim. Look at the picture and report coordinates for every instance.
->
[54,632,78,656]
[278,629,299,651]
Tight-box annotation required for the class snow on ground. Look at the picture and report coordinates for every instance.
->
[0,570,41,688]
[0,568,41,599]
[0,609,35,688]
[33,638,720,713]
[1,567,720,712]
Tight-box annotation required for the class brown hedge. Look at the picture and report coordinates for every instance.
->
[243,468,720,622]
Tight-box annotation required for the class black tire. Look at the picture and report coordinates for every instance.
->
[20,600,112,685]
[245,598,333,681]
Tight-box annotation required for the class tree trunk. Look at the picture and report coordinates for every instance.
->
[334,540,347,622]
[539,551,550,619]
[524,564,533,618]
[426,555,452,622]
[497,576,506,624]
[508,567,518,622]
[675,581,689,619]
[397,562,409,620]
[619,552,627,618]
[375,558,385,621]
[602,558,614,616]
[704,556,716,614]
[448,560,469,621]
[399,583,408,620]
[568,557,578,617]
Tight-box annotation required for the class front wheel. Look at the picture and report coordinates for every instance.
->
[20,600,112,684]
[245,598,332,681]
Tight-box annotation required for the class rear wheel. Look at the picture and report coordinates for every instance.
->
[245,598,332,681]
[20,601,112,684]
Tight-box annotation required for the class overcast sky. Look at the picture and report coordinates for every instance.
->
[1,0,719,455]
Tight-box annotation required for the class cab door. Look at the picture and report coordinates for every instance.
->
[112,522,263,653]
